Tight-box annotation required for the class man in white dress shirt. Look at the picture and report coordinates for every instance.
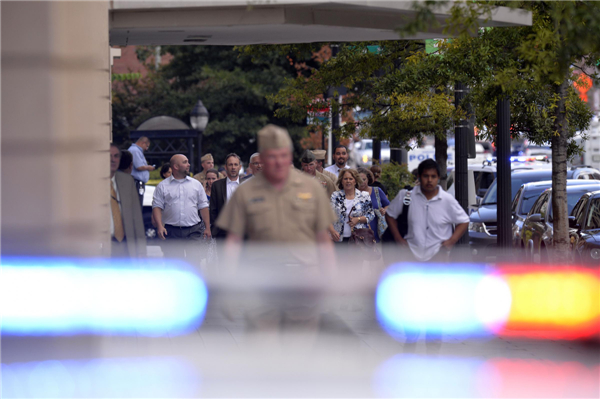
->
[152,154,211,259]
[209,153,242,239]
[324,144,350,178]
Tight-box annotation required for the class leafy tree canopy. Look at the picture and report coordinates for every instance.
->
[112,45,318,166]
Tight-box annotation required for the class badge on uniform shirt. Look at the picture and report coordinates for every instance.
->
[249,197,265,203]
[297,192,313,200]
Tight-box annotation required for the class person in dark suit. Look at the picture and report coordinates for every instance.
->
[110,144,147,257]
[209,153,242,238]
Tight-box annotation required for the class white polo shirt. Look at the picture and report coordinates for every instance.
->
[387,185,470,261]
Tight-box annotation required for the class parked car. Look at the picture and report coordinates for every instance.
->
[449,159,552,207]
[511,180,597,248]
[142,185,156,239]
[520,182,600,263]
[469,167,600,257]
[568,189,600,265]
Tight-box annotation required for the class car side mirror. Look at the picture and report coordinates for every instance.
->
[568,216,580,229]
[529,213,542,223]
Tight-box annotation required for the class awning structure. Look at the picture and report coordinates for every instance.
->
[110,0,532,46]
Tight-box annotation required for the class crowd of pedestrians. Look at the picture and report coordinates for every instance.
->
[108,125,469,266]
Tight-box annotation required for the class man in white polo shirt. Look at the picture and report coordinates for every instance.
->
[385,159,469,262]
[324,144,350,178]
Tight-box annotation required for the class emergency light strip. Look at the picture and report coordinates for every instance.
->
[376,264,600,340]
[1,257,208,336]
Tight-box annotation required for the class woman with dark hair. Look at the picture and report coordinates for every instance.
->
[357,167,390,243]
[160,162,172,179]
[369,164,388,196]
[203,168,219,201]
[118,150,134,174]
[328,168,375,243]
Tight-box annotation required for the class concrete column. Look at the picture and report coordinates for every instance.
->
[2,1,110,256]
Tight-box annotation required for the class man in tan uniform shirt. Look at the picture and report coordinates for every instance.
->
[300,149,336,198]
[312,149,338,185]
[217,125,336,268]
[193,153,225,184]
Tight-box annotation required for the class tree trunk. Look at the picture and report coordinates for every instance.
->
[436,134,449,190]
[551,79,570,264]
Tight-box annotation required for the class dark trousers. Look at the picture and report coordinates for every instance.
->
[162,223,205,260]
[134,179,145,208]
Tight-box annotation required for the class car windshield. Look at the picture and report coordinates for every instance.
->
[482,173,551,205]
[519,187,549,215]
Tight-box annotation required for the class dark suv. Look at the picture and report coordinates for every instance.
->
[520,182,600,263]
[511,180,596,248]
[469,167,600,257]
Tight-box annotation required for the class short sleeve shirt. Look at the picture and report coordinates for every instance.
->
[128,144,149,183]
[216,169,336,266]
[217,169,336,242]
[152,176,209,227]
[387,185,470,261]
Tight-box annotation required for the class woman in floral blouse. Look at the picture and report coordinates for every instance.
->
[329,168,375,243]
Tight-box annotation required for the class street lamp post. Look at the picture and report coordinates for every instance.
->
[190,99,210,174]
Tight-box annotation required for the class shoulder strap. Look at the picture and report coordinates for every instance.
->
[374,186,381,207]
[398,186,413,238]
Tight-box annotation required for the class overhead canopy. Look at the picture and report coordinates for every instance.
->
[110,0,532,46]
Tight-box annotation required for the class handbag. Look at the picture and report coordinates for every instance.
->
[373,187,388,239]
[348,206,381,260]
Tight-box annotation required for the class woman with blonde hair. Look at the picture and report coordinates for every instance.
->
[357,167,390,243]
[328,168,375,243]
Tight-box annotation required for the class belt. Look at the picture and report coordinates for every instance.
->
[165,223,200,229]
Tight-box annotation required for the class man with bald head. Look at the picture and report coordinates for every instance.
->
[152,154,211,260]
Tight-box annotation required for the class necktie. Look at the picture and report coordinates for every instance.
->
[111,182,125,242]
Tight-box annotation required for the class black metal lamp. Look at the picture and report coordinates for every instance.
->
[190,100,209,173]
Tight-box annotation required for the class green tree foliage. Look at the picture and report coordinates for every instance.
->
[239,41,461,188]
[379,162,416,200]
[407,1,600,261]
[112,46,317,167]
[242,42,459,145]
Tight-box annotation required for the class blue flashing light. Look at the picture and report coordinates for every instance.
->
[1,357,200,398]
[1,257,208,336]
[375,264,511,339]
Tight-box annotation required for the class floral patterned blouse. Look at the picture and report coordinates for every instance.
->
[330,188,375,242]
